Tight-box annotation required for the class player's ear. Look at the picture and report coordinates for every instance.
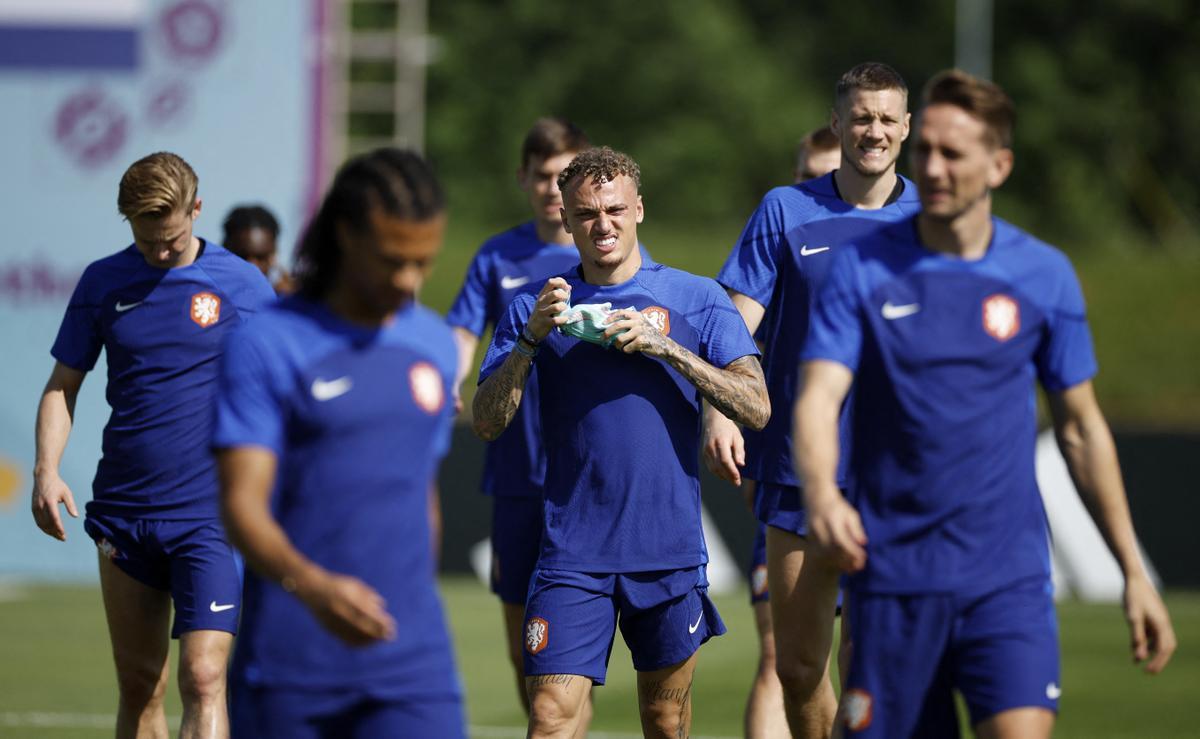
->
[900,111,912,141]
[829,106,841,135]
[987,147,1014,189]
[191,197,203,220]
[560,207,571,233]
[635,195,644,224]
[516,166,528,190]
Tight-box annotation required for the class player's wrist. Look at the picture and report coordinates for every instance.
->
[521,322,546,344]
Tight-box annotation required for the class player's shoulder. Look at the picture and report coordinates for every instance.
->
[476,221,540,257]
[992,218,1072,270]
[198,241,274,282]
[756,180,837,224]
[637,261,727,304]
[990,218,1083,306]
[78,244,142,281]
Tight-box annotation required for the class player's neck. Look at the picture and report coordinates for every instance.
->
[917,199,994,261]
[581,248,642,286]
[535,219,574,246]
[325,284,404,328]
[834,167,898,210]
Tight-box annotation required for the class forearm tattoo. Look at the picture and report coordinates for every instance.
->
[662,350,770,430]
[471,348,533,441]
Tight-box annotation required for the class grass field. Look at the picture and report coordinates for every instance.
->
[1,578,1197,737]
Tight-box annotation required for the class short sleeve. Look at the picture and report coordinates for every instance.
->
[716,191,787,306]
[802,247,864,372]
[477,293,534,384]
[446,248,492,337]
[1035,262,1098,392]
[699,285,760,368]
[50,269,103,372]
[212,324,286,454]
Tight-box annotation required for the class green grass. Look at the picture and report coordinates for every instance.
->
[1,579,1197,737]
[422,218,1200,430]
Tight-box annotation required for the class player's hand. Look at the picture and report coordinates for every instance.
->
[702,409,745,485]
[1123,573,1176,674]
[296,569,397,647]
[604,309,673,357]
[31,471,78,541]
[806,490,867,573]
[525,278,572,341]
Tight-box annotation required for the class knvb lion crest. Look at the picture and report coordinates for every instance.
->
[96,538,121,560]
[751,565,769,598]
[640,306,670,335]
[190,292,221,327]
[409,362,445,415]
[525,616,549,655]
[843,688,873,731]
[982,294,1020,342]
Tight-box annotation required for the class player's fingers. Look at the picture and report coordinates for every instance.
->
[1144,618,1176,674]
[732,432,745,468]
[63,490,79,519]
[712,442,739,485]
[1129,611,1148,664]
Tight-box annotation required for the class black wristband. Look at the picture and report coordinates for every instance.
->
[520,324,541,346]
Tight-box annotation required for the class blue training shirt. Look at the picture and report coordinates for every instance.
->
[212,296,461,699]
[446,222,581,498]
[479,259,760,572]
[51,241,275,519]
[804,216,1098,596]
[717,173,919,489]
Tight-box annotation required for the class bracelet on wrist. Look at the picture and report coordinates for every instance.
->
[520,324,541,346]
[513,336,538,358]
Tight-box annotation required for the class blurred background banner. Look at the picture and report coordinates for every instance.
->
[0,0,328,580]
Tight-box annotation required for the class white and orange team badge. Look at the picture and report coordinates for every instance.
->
[190,292,221,327]
[982,294,1020,342]
[525,616,549,655]
[843,688,873,731]
[409,361,445,415]
[640,306,670,335]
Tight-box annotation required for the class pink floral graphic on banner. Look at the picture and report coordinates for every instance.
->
[146,80,191,128]
[159,0,226,64]
[54,89,128,168]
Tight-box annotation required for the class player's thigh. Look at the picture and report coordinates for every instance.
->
[96,550,171,674]
[953,577,1060,730]
[841,591,959,738]
[636,651,698,718]
[974,707,1054,739]
[162,519,242,638]
[491,495,543,605]
[523,569,618,684]
[765,525,839,663]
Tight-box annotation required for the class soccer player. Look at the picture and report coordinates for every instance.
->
[743,124,842,739]
[214,148,465,738]
[706,62,917,738]
[473,146,770,738]
[794,126,841,184]
[446,117,590,716]
[31,151,275,739]
[222,204,293,294]
[795,70,1177,738]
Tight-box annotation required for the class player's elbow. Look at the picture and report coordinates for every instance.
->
[742,390,771,431]
[472,415,503,442]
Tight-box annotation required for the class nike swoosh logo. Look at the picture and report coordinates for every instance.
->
[1046,683,1062,700]
[209,601,235,613]
[799,245,830,256]
[500,275,530,289]
[311,376,353,401]
[114,301,142,312]
[881,301,920,320]
[688,613,703,634]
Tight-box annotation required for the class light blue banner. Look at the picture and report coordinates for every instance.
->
[0,0,326,580]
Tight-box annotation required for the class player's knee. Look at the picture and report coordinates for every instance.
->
[113,658,167,707]
[178,653,227,703]
[774,652,826,697]
[640,703,687,739]
[528,688,580,734]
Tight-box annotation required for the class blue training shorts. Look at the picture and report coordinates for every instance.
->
[230,685,465,739]
[842,576,1060,738]
[754,482,809,536]
[523,566,726,684]
[85,512,242,637]
[490,495,544,605]
[748,523,769,604]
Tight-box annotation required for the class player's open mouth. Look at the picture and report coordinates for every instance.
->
[593,235,618,252]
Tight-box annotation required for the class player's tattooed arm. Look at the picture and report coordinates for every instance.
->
[473,278,572,441]
[471,349,533,441]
